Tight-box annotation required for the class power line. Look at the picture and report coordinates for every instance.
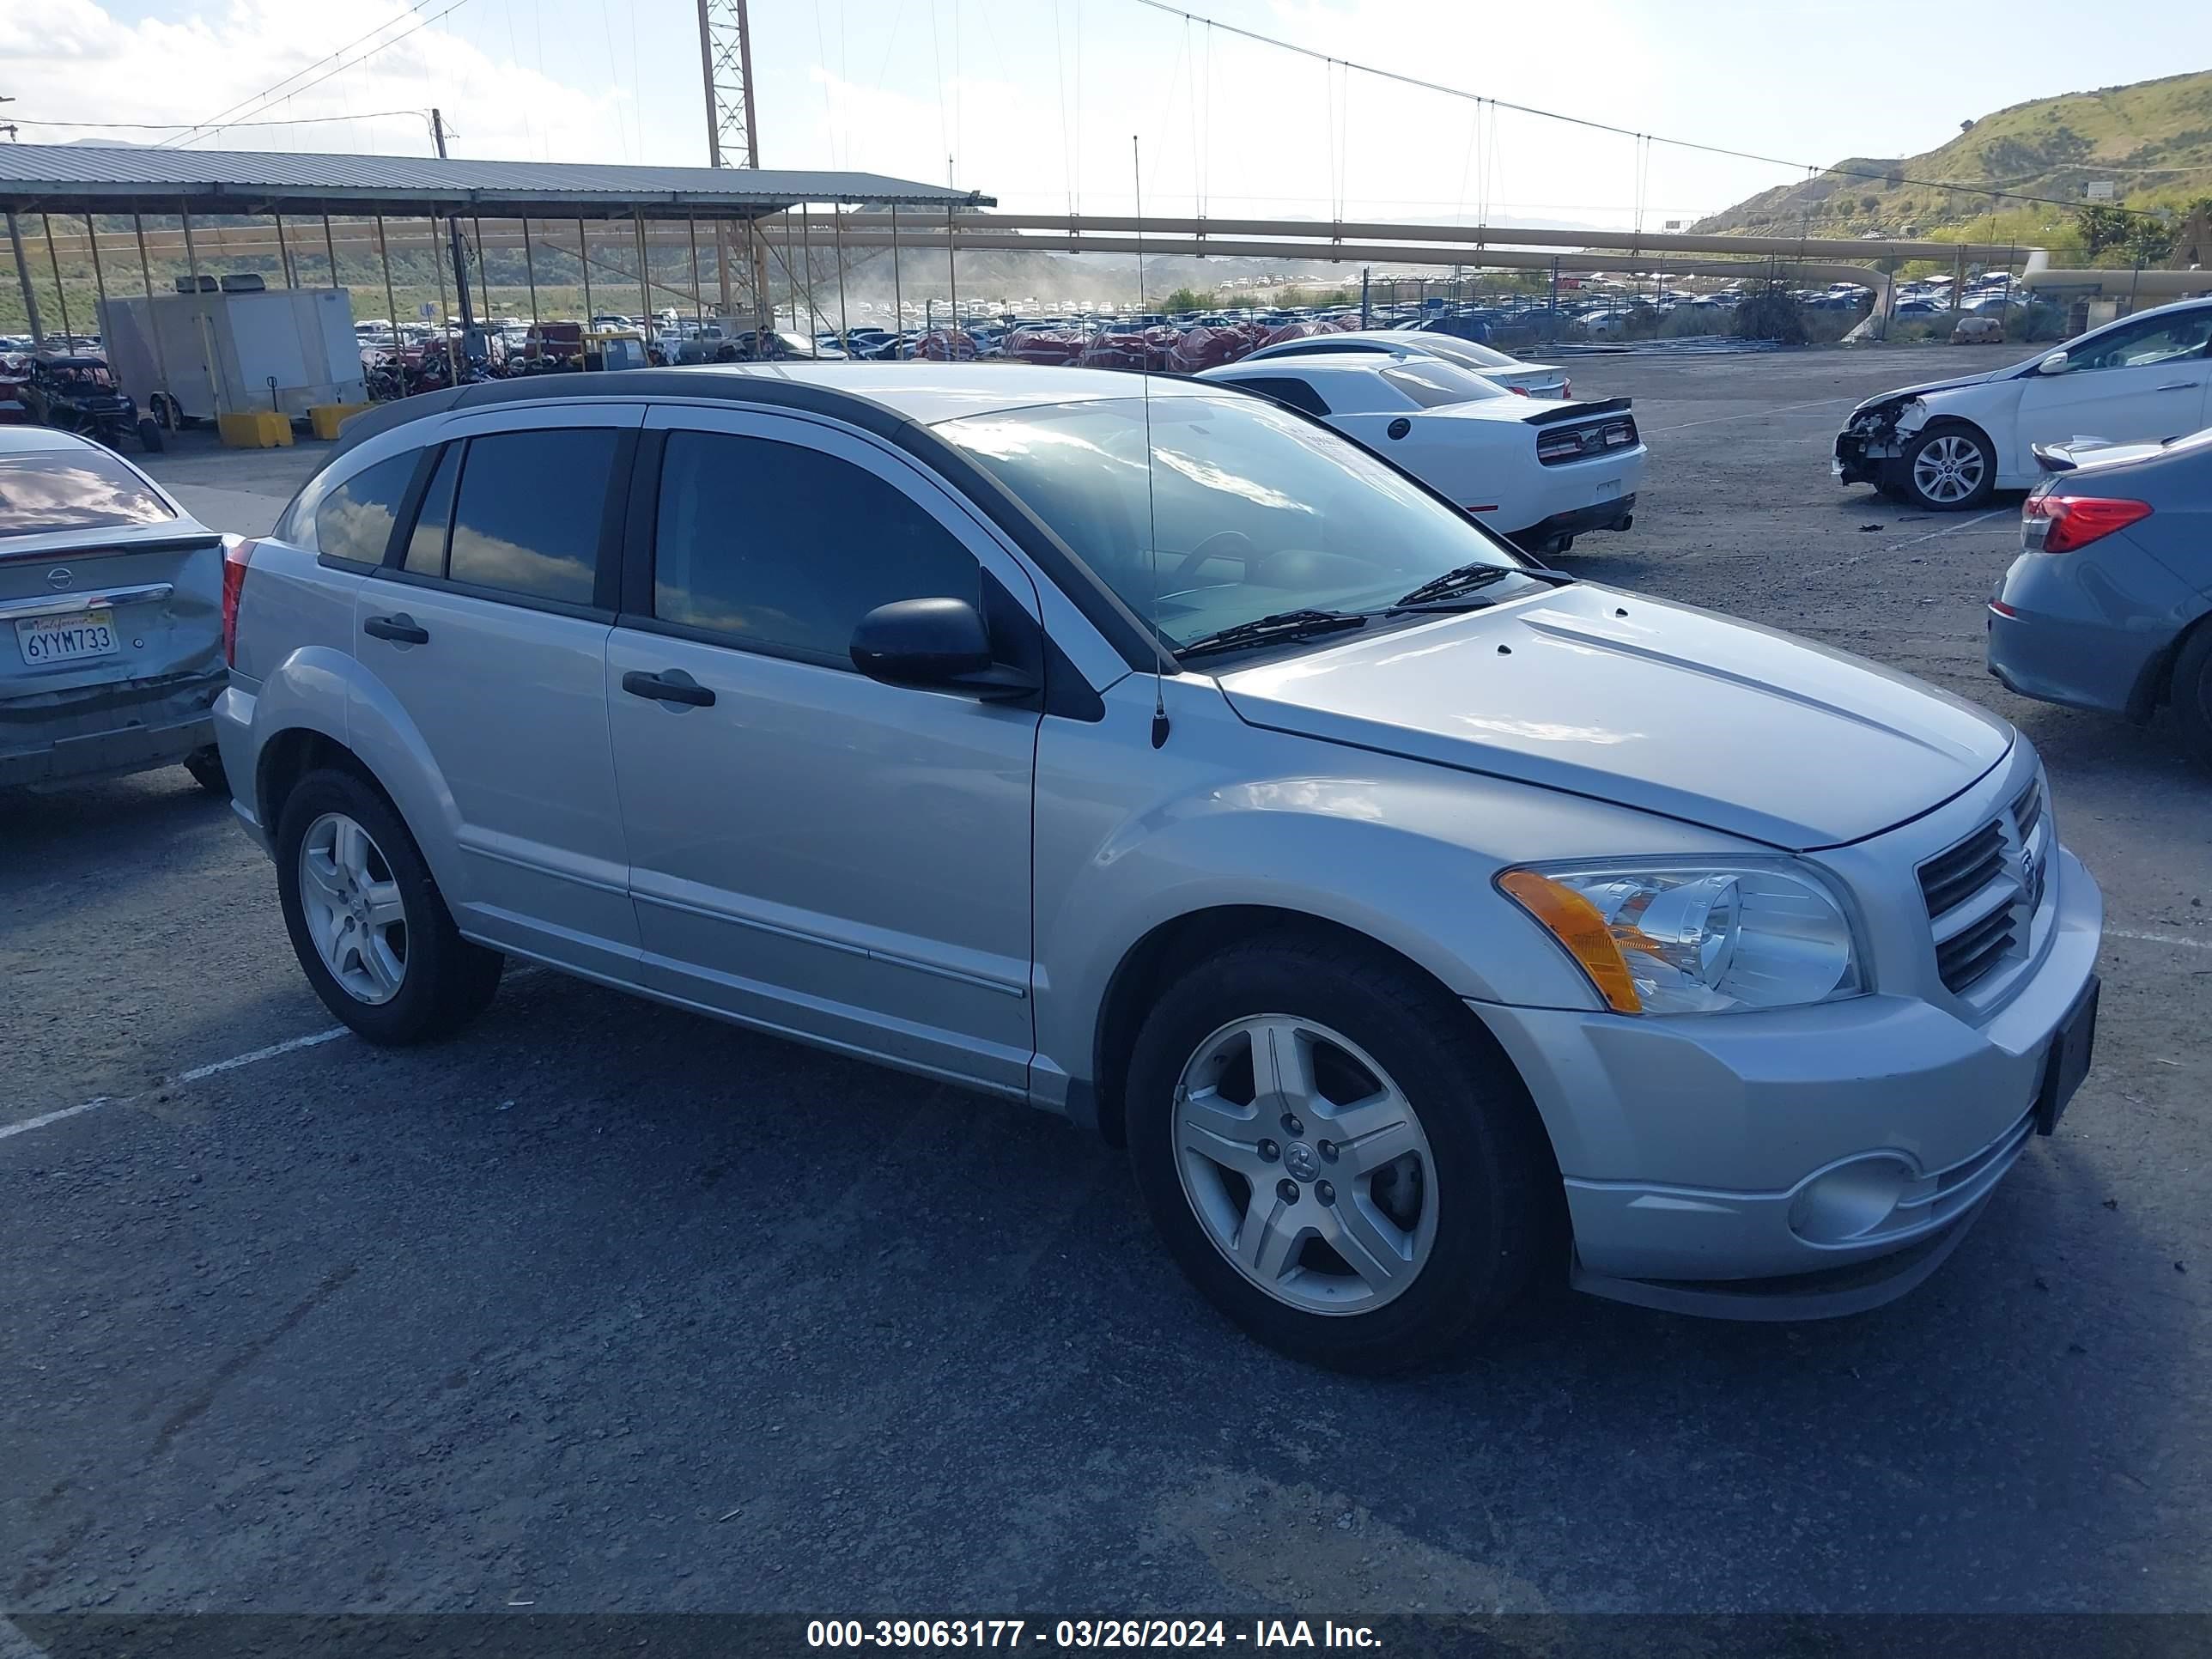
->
[1122,0,2167,220]
[15,111,429,132]
[162,0,476,148]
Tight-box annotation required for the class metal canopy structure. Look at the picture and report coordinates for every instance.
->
[0,145,991,221]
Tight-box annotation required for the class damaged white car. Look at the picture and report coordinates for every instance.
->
[1833,297,2212,510]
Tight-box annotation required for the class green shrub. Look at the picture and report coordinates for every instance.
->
[1732,286,1808,344]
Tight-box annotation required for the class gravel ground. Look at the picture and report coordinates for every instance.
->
[3,348,2209,1621]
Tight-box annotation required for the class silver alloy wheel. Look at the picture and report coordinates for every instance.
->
[1911,433,1986,504]
[1172,1014,1439,1316]
[298,811,409,1006]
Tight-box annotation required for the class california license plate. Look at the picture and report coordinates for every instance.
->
[15,609,118,665]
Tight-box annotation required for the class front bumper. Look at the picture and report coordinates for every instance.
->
[1474,844,2102,1316]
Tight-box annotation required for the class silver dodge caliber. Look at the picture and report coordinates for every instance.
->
[215,365,2102,1371]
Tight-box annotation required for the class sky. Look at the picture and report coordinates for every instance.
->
[3,0,2208,230]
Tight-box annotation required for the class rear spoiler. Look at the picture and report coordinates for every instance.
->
[1523,397,1631,426]
[0,530,223,562]
[2031,443,2076,473]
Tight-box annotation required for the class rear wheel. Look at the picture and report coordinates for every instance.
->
[2172,623,2212,768]
[1124,934,1559,1373]
[275,768,502,1044]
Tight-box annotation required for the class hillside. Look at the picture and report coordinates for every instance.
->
[1692,68,2212,245]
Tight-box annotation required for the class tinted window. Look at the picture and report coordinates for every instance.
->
[403,445,461,577]
[313,453,416,565]
[1221,376,1330,417]
[0,447,175,538]
[446,429,617,605]
[653,431,978,661]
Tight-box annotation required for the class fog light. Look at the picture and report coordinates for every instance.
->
[1790,1157,1912,1243]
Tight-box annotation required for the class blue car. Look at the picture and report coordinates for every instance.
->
[1988,426,2212,762]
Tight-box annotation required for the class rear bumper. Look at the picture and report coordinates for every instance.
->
[1514,492,1637,545]
[1986,545,2199,720]
[0,669,222,788]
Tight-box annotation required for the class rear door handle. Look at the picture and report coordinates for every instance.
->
[363,612,429,644]
[622,669,715,708]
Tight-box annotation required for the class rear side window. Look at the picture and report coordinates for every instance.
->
[0,448,175,537]
[402,445,462,577]
[652,431,978,663]
[444,429,617,605]
[313,453,416,565]
[1220,376,1330,417]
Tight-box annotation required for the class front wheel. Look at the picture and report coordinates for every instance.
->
[275,768,503,1044]
[1890,424,1996,510]
[1125,935,1560,1372]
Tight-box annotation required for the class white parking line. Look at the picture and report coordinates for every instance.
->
[1644,394,1865,434]
[0,1028,349,1143]
[1881,507,2008,550]
[2111,927,2212,952]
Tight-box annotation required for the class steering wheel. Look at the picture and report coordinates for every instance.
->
[1169,529,1257,586]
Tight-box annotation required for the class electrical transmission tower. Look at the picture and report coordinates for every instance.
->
[695,0,772,324]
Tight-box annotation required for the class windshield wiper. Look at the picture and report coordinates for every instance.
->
[1176,608,1368,660]
[1389,562,1522,609]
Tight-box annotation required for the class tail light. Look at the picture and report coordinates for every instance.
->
[221,536,258,666]
[1560,379,1571,398]
[2022,494,2151,554]
[1509,385,1531,397]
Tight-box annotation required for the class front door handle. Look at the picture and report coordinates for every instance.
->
[2154,380,2200,392]
[363,612,428,644]
[622,669,715,708]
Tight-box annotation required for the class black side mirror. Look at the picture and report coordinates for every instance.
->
[850,598,1037,701]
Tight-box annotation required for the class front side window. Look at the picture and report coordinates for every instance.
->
[0,447,174,537]
[313,453,416,565]
[2067,309,2212,374]
[652,430,979,662]
[444,428,617,605]
[936,392,1546,650]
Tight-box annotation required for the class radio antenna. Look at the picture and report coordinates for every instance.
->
[1136,132,1170,749]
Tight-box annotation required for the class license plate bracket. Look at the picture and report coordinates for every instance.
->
[2033,975,2099,1135]
[15,608,119,665]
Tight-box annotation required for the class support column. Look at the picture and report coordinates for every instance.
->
[376,215,399,344]
[687,217,703,322]
[43,215,73,341]
[5,212,42,347]
[579,218,593,325]
[635,210,651,334]
[890,205,902,358]
[833,205,848,346]
[430,213,455,382]
[84,213,111,329]
[522,219,539,325]
[133,211,170,402]
[273,212,293,287]
[322,214,340,289]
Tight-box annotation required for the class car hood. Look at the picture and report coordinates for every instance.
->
[1850,362,2034,412]
[1212,583,2012,849]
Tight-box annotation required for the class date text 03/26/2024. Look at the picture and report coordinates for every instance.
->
[805,1620,1382,1650]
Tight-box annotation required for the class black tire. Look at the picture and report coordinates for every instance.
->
[149,395,176,432]
[182,744,228,796]
[274,767,503,1045]
[2171,622,2212,769]
[137,417,164,453]
[1886,422,1996,511]
[1124,933,1561,1373]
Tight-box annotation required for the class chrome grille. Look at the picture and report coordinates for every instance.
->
[1919,821,2020,995]
[1918,769,2051,1000]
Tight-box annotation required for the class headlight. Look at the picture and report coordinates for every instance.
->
[1498,862,1863,1016]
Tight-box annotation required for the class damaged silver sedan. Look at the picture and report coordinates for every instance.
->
[0,426,231,794]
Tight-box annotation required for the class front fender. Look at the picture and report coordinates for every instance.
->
[1030,678,1755,1097]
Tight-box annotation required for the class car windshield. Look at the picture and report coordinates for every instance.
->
[934,392,1544,651]
[1378,362,1505,406]
[0,448,175,537]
